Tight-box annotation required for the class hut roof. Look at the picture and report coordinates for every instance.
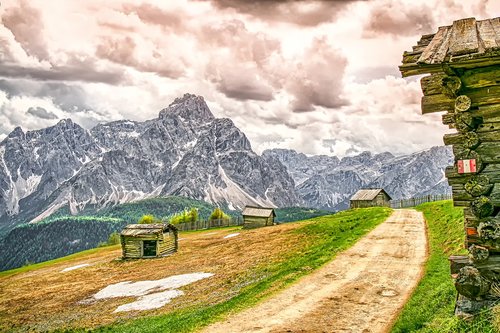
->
[350,189,391,201]
[400,17,500,77]
[242,206,276,218]
[121,223,176,237]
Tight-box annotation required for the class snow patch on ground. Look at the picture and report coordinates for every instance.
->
[92,272,214,312]
[115,290,184,312]
[61,264,90,272]
[224,233,240,239]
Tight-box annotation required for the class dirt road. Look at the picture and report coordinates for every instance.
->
[202,209,428,333]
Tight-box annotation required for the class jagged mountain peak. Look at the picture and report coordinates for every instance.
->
[160,93,215,122]
[7,126,24,139]
[0,94,300,233]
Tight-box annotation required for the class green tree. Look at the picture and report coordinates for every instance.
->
[209,207,229,221]
[189,207,199,222]
[138,214,157,224]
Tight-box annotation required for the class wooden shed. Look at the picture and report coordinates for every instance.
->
[242,206,276,229]
[400,17,500,315]
[350,189,392,209]
[120,223,178,259]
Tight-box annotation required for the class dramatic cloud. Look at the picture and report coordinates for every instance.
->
[208,0,360,26]
[1,0,49,60]
[27,106,57,119]
[121,3,184,30]
[363,0,435,37]
[0,0,499,156]
[96,36,185,79]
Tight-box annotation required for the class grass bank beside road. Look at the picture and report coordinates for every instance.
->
[391,200,499,333]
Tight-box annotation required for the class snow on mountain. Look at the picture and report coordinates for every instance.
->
[0,94,300,233]
[263,146,453,211]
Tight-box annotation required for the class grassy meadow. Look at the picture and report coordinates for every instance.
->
[0,207,391,333]
[392,200,499,333]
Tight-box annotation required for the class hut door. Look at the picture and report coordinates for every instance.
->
[143,240,157,257]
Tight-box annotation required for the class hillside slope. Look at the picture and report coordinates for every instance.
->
[0,207,390,332]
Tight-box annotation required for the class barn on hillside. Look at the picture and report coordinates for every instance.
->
[242,206,276,229]
[350,189,392,209]
[120,223,178,259]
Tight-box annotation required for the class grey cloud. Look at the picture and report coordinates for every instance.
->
[286,37,348,112]
[352,66,401,83]
[0,59,125,85]
[0,79,91,112]
[207,0,362,26]
[27,107,57,120]
[218,81,274,102]
[1,0,49,60]
[363,1,435,37]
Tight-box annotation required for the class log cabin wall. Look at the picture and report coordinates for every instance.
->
[400,17,500,316]
[120,224,178,259]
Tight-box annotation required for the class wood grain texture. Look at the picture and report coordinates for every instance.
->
[418,26,451,64]
[449,18,479,56]
[477,19,499,51]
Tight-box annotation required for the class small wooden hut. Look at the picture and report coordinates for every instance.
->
[350,189,392,209]
[242,206,276,229]
[120,223,178,259]
[400,17,500,316]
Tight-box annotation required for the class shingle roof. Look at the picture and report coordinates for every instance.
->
[242,206,275,218]
[121,223,176,236]
[350,189,391,201]
[400,17,500,77]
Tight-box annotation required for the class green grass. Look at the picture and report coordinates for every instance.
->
[90,207,391,333]
[391,200,498,333]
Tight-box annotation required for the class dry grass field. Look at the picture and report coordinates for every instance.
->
[0,224,305,332]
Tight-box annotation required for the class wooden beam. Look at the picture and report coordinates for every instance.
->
[449,18,479,56]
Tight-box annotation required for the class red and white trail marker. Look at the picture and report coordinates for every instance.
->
[457,159,477,174]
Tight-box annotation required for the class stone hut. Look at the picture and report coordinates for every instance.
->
[350,189,392,209]
[242,206,276,229]
[120,223,178,259]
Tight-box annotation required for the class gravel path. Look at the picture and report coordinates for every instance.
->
[202,209,428,333]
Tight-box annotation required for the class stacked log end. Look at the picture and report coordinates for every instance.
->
[400,17,500,316]
[424,69,500,308]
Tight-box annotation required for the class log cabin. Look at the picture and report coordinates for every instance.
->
[350,189,392,209]
[242,206,276,229]
[400,17,500,316]
[120,223,178,259]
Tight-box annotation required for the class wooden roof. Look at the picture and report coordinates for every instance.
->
[350,189,391,201]
[242,206,275,218]
[400,17,500,77]
[121,223,176,237]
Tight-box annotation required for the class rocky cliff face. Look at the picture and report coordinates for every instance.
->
[263,146,453,211]
[0,94,301,233]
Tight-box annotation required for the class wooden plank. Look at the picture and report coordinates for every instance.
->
[477,19,499,51]
[490,17,500,47]
[432,26,453,64]
[418,26,451,64]
[475,142,500,163]
[449,18,479,56]
[466,85,500,107]
[461,65,500,90]
[477,122,500,134]
[421,94,455,114]
[421,74,445,95]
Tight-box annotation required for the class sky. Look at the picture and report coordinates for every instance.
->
[0,0,499,157]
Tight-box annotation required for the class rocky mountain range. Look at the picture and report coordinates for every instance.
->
[0,94,299,234]
[0,93,453,235]
[263,146,453,211]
